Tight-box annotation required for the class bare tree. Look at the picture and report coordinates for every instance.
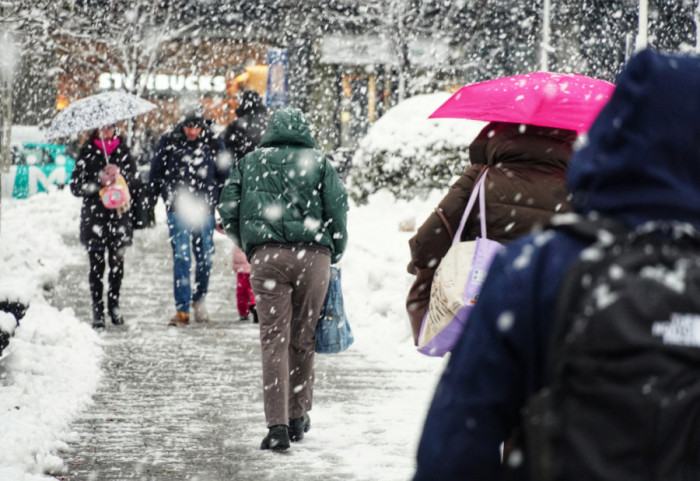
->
[53,2,206,96]
[319,0,458,101]
[3,0,210,138]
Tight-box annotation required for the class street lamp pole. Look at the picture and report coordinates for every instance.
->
[695,0,700,53]
[0,27,18,234]
[541,0,551,71]
[635,0,648,52]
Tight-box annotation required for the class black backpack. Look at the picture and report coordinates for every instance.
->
[522,215,700,481]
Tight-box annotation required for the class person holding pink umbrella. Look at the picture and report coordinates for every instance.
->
[406,122,577,344]
[405,72,614,347]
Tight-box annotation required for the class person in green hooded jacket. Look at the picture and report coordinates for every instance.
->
[218,107,348,451]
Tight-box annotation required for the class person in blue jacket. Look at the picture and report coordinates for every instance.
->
[413,48,700,480]
[149,104,230,326]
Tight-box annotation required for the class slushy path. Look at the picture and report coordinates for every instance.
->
[51,219,441,481]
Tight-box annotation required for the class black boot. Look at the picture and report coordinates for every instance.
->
[92,311,105,329]
[251,305,259,324]
[108,304,124,325]
[92,299,105,329]
[107,251,124,325]
[289,413,310,442]
[260,425,290,451]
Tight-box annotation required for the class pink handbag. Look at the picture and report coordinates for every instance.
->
[99,175,129,210]
[418,169,503,357]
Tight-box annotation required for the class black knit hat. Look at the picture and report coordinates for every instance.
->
[181,104,206,128]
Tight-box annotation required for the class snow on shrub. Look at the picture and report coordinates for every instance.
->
[347,92,486,203]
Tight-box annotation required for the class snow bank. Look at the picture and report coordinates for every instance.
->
[0,191,103,479]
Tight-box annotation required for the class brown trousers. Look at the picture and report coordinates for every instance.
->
[250,245,331,427]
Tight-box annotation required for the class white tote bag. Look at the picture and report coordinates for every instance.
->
[418,170,503,356]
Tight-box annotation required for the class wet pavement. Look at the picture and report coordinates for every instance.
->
[50,221,438,481]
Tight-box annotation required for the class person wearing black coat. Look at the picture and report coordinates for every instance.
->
[70,125,137,328]
[149,105,230,326]
[220,89,268,162]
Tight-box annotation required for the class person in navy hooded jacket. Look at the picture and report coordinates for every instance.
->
[413,48,700,480]
[149,105,230,326]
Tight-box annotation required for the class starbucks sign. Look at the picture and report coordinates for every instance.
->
[98,73,227,93]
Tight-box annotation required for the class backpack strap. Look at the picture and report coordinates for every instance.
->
[551,213,700,248]
[545,213,630,383]
[548,213,628,243]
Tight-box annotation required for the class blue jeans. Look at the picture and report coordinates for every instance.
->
[166,212,215,313]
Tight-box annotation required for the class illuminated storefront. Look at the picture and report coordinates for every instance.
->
[318,34,450,149]
[55,38,270,134]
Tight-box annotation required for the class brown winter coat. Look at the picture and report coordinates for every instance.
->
[406,122,576,344]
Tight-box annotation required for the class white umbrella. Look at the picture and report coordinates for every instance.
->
[45,91,157,140]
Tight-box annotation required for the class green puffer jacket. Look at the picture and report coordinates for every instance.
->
[217,108,349,264]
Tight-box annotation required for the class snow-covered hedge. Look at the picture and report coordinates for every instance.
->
[347,92,486,204]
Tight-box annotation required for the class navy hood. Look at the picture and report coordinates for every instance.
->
[568,48,700,228]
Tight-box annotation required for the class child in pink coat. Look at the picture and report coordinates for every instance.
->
[233,245,257,322]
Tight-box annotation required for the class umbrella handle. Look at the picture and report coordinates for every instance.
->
[99,131,110,166]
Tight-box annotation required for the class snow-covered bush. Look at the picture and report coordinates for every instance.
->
[347,92,486,204]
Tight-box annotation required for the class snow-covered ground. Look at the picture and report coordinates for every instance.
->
[0,191,103,481]
[0,185,450,480]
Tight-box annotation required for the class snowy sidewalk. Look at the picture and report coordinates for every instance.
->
[48,200,446,481]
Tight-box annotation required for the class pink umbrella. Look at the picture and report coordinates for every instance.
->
[429,72,615,133]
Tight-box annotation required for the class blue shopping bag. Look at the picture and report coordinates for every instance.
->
[315,267,354,354]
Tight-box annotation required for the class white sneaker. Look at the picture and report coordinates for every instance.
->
[192,301,210,323]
